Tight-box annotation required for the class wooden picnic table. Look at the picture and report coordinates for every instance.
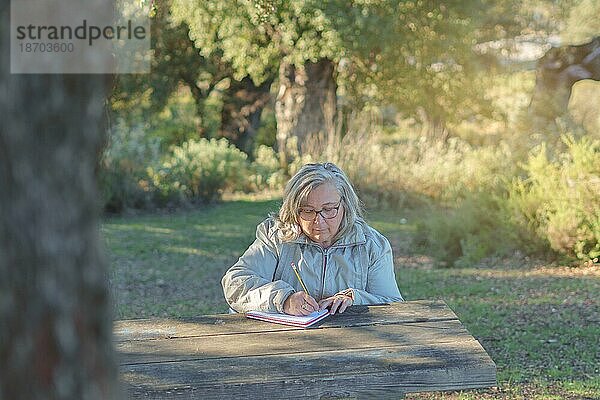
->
[115,300,496,399]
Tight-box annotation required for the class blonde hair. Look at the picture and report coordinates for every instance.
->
[274,162,364,242]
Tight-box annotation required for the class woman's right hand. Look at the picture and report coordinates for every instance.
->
[283,292,319,316]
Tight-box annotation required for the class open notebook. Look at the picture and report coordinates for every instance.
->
[246,309,329,328]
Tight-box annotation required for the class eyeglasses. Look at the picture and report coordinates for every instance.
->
[298,202,342,221]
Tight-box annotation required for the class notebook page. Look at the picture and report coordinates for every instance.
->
[246,309,329,327]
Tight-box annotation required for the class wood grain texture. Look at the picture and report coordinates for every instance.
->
[121,340,496,395]
[115,301,496,399]
[118,320,473,365]
[114,300,457,341]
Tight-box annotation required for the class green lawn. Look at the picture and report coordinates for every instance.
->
[103,198,600,400]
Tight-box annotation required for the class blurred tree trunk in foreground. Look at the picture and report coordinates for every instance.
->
[0,3,121,399]
[530,36,600,121]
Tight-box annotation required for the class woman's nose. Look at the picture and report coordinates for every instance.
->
[313,212,326,224]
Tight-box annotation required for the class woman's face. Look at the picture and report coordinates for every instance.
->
[297,183,344,247]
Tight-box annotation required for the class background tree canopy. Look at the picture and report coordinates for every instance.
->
[170,0,530,146]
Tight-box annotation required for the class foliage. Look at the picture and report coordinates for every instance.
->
[362,132,599,265]
[147,138,248,204]
[413,194,517,267]
[145,87,202,149]
[561,0,600,44]
[254,107,278,149]
[507,135,600,260]
[112,80,224,154]
[99,121,161,212]
[172,0,530,132]
[246,145,287,191]
[171,0,338,84]
[110,1,201,119]
[331,1,505,126]
[110,0,234,136]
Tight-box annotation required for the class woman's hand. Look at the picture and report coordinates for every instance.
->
[318,293,353,315]
[283,292,320,316]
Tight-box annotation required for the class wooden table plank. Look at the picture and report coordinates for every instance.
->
[121,339,495,399]
[116,301,496,399]
[118,320,473,365]
[114,300,457,341]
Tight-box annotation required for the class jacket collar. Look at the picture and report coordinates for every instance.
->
[289,221,367,248]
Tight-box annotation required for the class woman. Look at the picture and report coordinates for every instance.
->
[222,162,402,316]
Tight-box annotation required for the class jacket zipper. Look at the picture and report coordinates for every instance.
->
[320,251,328,300]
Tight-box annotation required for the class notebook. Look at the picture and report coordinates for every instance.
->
[246,309,330,328]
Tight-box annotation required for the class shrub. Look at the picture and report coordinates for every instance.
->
[246,145,287,191]
[99,122,160,212]
[147,138,248,204]
[146,88,202,149]
[507,135,600,260]
[413,193,516,267]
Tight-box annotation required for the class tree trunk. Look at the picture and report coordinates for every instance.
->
[219,76,272,154]
[275,59,337,166]
[529,36,600,121]
[0,3,121,399]
[417,107,449,143]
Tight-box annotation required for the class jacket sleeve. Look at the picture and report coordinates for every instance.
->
[351,234,403,305]
[221,221,295,313]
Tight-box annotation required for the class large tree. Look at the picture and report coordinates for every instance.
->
[172,0,532,157]
[0,2,120,398]
[172,0,341,162]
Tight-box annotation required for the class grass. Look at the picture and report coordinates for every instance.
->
[103,198,281,317]
[103,197,600,400]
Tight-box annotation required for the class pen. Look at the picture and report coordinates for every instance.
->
[290,262,310,296]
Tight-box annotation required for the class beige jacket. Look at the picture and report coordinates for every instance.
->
[222,218,402,313]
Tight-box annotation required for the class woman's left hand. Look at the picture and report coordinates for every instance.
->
[318,293,353,315]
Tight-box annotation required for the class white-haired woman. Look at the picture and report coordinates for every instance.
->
[222,162,402,316]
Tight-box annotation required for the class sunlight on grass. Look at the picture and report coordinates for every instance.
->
[161,245,213,256]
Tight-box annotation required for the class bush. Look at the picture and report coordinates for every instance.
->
[99,122,160,212]
[507,135,600,260]
[402,134,599,265]
[246,145,287,191]
[146,92,202,149]
[413,193,516,267]
[147,138,248,204]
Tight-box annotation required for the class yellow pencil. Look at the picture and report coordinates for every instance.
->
[290,262,310,296]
